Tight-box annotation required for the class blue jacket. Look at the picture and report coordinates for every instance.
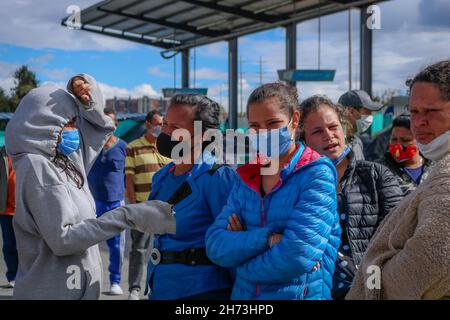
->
[205,143,341,300]
[87,138,127,202]
[146,153,238,300]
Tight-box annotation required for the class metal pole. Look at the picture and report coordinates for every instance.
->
[348,9,352,91]
[228,38,238,129]
[239,55,243,116]
[360,5,373,96]
[318,16,321,70]
[285,22,297,87]
[181,48,189,88]
[193,47,196,88]
[259,56,263,85]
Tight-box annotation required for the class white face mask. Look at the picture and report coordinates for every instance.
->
[417,130,450,161]
[151,125,162,138]
[356,114,373,133]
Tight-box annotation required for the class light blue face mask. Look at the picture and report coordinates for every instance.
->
[249,122,293,158]
[57,129,80,157]
[332,146,351,166]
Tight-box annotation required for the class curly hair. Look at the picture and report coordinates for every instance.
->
[406,59,450,101]
[169,93,221,132]
[246,82,300,119]
[298,95,355,142]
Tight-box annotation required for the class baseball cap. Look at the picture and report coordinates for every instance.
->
[338,90,383,111]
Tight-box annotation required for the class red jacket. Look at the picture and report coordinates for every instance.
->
[1,156,15,215]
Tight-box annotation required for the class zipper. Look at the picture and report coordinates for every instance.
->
[254,177,283,298]
[255,195,266,298]
[260,197,266,227]
[303,273,309,298]
[82,185,96,215]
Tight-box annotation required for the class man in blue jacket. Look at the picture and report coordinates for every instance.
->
[88,108,127,296]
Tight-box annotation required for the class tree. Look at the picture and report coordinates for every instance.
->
[0,87,10,112]
[373,89,396,106]
[9,65,38,111]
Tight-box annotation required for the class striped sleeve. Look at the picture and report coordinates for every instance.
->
[125,146,136,175]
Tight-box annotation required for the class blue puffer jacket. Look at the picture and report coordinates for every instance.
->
[146,153,238,300]
[206,143,341,300]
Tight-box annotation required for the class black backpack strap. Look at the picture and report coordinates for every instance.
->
[208,163,223,176]
[152,163,223,206]
[166,181,192,205]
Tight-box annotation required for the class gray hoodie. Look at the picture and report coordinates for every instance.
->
[5,74,175,300]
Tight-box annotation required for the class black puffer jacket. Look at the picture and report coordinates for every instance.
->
[339,150,403,266]
[377,152,431,196]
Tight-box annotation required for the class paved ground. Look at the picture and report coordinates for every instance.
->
[0,230,150,300]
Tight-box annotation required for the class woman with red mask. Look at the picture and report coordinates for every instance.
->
[377,114,430,195]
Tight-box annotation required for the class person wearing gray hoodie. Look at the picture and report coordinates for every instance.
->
[4,73,176,300]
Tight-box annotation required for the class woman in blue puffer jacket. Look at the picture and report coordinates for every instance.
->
[206,83,341,300]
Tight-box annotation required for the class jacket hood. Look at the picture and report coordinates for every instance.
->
[5,74,101,163]
[237,143,325,194]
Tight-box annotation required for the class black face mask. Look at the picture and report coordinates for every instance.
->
[156,132,183,159]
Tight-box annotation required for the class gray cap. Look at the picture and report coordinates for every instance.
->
[338,90,383,111]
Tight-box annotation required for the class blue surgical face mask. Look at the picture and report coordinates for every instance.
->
[57,129,80,157]
[249,121,293,158]
[151,125,162,138]
[332,146,351,166]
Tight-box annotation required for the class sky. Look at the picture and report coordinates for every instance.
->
[0,0,449,112]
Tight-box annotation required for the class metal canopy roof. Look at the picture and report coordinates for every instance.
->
[62,0,382,53]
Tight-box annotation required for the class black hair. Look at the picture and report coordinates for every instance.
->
[103,107,116,116]
[246,82,299,119]
[392,113,411,130]
[169,94,220,132]
[406,60,450,101]
[52,152,84,189]
[298,95,354,141]
[146,110,162,123]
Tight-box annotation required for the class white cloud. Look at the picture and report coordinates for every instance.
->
[0,57,159,100]
[38,67,72,81]
[0,57,73,94]
[98,82,159,99]
[39,80,160,102]
[0,61,20,93]
[28,53,55,65]
[0,77,15,93]
[192,68,228,81]
[0,0,137,51]
[147,66,172,78]
[207,83,229,110]
[196,42,228,59]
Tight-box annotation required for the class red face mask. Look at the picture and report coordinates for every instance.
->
[388,143,417,163]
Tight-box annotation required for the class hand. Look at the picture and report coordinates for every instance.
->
[268,233,283,247]
[227,213,244,231]
[311,262,321,272]
[72,77,91,105]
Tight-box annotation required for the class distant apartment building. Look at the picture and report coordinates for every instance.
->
[105,96,170,114]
